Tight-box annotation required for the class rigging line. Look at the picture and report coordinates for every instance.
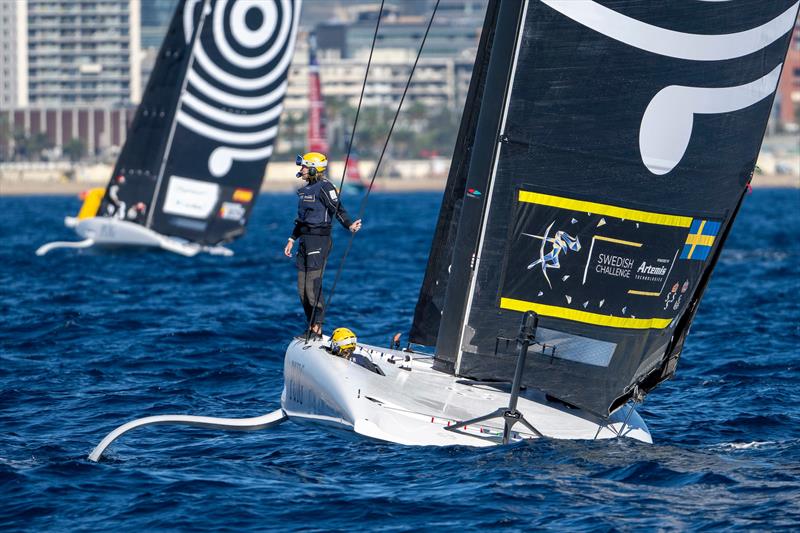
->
[305,0,386,341]
[324,0,441,318]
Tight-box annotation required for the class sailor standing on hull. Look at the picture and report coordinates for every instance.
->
[284,152,362,337]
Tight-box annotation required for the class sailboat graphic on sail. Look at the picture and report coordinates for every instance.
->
[89,0,798,459]
[37,0,300,257]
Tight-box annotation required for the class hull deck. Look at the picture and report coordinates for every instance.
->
[36,217,232,257]
[282,338,652,446]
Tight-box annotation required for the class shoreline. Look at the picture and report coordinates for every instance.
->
[1,174,798,196]
[0,176,450,196]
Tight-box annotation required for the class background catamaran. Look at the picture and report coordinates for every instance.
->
[89,0,798,459]
[37,0,300,257]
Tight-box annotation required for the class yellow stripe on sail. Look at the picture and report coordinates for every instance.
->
[627,290,661,296]
[518,191,692,228]
[685,233,715,247]
[500,297,672,330]
[593,235,642,247]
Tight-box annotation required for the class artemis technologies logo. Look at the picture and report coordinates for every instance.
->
[524,221,581,289]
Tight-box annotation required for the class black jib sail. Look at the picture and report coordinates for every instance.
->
[411,0,799,416]
[99,0,300,245]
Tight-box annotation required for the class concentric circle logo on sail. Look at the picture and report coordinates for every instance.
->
[179,0,300,177]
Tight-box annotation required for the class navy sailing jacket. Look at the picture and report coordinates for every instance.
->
[291,179,353,239]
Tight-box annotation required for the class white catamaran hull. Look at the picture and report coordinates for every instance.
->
[281,338,652,446]
[36,217,232,257]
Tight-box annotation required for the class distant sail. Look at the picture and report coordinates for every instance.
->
[307,32,329,155]
[100,0,300,245]
[415,0,799,416]
[344,151,365,189]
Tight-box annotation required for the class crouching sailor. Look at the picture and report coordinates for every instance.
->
[330,327,384,375]
[284,152,362,338]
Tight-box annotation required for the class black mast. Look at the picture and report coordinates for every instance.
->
[409,0,500,347]
[434,0,528,370]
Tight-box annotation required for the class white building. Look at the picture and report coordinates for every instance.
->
[0,0,29,108]
[24,0,141,106]
[284,41,476,114]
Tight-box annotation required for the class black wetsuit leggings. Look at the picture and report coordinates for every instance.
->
[296,234,331,326]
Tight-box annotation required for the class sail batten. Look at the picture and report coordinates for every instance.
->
[417,0,799,416]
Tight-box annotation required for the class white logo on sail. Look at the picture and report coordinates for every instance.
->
[640,65,783,175]
[180,0,300,177]
[541,0,798,175]
[524,221,581,289]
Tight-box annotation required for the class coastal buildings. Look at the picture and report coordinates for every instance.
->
[25,0,141,106]
[0,106,135,160]
[1,0,141,160]
[0,1,29,108]
[284,42,476,113]
[140,0,178,49]
[2,1,798,167]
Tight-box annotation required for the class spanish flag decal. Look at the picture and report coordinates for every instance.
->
[680,219,720,260]
[233,188,254,203]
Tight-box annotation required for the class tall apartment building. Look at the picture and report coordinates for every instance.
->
[0,1,29,108]
[284,44,476,114]
[316,4,485,60]
[301,2,486,113]
[25,0,141,106]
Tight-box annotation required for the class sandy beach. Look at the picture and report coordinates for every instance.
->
[0,176,452,196]
[1,172,797,197]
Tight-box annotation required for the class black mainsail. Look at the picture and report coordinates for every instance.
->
[99,0,300,245]
[411,0,799,416]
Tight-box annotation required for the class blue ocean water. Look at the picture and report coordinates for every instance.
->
[1,189,798,531]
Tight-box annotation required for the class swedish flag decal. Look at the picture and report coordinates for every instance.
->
[680,219,721,260]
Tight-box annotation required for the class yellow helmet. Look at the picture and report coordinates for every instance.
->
[296,152,328,175]
[330,327,357,356]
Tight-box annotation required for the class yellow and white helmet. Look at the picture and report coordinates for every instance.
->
[296,152,328,176]
[330,327,357,356]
